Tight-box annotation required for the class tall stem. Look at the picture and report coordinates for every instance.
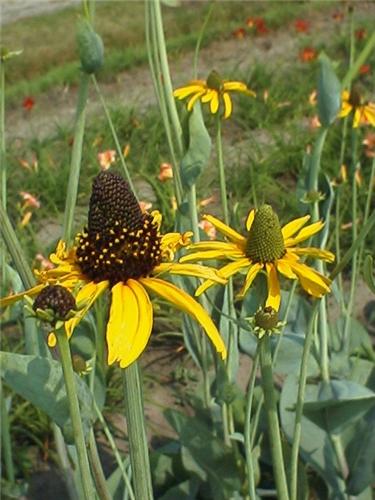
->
[244,350,259,499]
[62,72,90,244]
[216,118,229,224]
[289,304,319,500]
[122,363,153,500]
[56,330,96,500]
[259,336,289,500]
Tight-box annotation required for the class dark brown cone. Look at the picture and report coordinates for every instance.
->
[33,285,76,319]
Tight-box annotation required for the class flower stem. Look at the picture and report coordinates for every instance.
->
[216,117,229,224]
[62,71,90,244]
[122,362,153,500]
[0,389,15,483]
[259,335,289,500]
[56,329,96,500]
[91,75,137,199]
[289,303,319,500]
[244,349,259,499]
[88,430,111,500]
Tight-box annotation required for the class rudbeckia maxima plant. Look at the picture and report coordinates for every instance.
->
[1,172,227,367]
[338,88,375,128]
[180,205,335,310]
[173,70,256,119]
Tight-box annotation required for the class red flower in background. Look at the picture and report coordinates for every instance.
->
[299,47,317,63]
[22,96,35,111]
[355,28,367,41]
[246,17,269,35]
[232,27,246,39]
[332,11,344,22]
[359,64,371,75]
[294,19,310,33]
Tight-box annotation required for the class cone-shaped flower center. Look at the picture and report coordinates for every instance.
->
[33,284,76,320]
[245,205,285,262]
[76,172,162,285]
[206,70,223,91]
[348,87,362,108]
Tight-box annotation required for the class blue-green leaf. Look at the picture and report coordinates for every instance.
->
[317,54,341,127]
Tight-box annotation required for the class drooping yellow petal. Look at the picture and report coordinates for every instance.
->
[360,104,375,127]
[201,89,216,103]
[174,84,205,99]
[185,241,240,253]
[180,248,244,263]
[203,214,246,245]
[210,92,219,114]
[161,231,192,259]
[288,261,331,297]
[223,82,256,97]
[338,101,353,118]
[0,283,45,308]
[276,258,298,279]
[141,277,226,359]
[106,283,132,365]
[153,262,227,284]
[222,92,233,119]
[265,263,281,311]
[291,247,335,262]
[65,280,108,338]
[284,220,324,246]
[118,280,153,368]
[281,215,310,240]
[246,209,255,231]
[187,90,206,111]
[237,262,263,298]
[195,258,250,296]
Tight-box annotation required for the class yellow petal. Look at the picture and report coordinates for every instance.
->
[65,280,108,338]
[338,102,353,118]
[281,215,310,240]
[245,209,255,231]
[180,248,244,263]
[185,241,240,252]
[223,82,256,96]
[210,92,219,114]
[195,258,250,296]
[361,104,375,126]
[284,221,324,246]
[174,84,205,99]
[120,280,153,368]
[237,263,263,298]
[201,89,216,103]
[0,283,45,308]
[288,261,331,297]
[141,277,226,359]
[291,247,335,262]
[265,263,281,311]
[187,90,206,111]
[277,258,298,279]
[222,92,233,119]
[48,332,57,347]
[153,262,226,284]
[203,214,245,245]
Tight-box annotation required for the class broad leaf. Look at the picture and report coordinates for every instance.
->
[317,54,341,127]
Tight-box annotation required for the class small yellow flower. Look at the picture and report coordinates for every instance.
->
[180,205,335,311]
[1,172,227,367]
[173,70,255,119]
[338,89,375,128]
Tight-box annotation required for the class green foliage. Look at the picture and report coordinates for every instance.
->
[76,20,104,74]
[317,54,341,127]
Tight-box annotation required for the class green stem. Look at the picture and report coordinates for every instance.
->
[53,426,79,500]
[56,330,96,500]
[88,430,111,500]
[216,117,229,224]
[122,363,153,500]
[244,350,259,500]
[307,127,328,194]
[92,76,137,198]
[259,335,289,500]
[62,71,90,244]
[289,303,319,500]
[193,3,214,78]
[0,59,6,209]
[93,400,135,500]
[0,389,15,482]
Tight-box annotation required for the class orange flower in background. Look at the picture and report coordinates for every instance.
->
[18,156,38,172]
[332,11,344,22]
[200,195,217,208]
[309,115,321,130]
[139,200,153,213]
[97,150,116,170]
[294,19,310,33]
[35,253,55,271]
[363,132,375,158]
[198,220,217,240]
[233,27,246,39]
[19,191,41,209]
[299,47,317,63]
[359,64,371,75]
[158,162,173,181]
[22,96,35,111]
[355,28,367,41]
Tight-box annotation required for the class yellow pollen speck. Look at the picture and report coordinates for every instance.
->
[115,238,120,243]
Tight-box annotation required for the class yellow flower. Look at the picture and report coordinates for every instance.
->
[1,172,227,367]
[338,89,375,128]
[173,70,256,119]
[180,205,335,311]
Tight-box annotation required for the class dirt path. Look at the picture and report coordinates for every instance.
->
[8,2,375,141]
